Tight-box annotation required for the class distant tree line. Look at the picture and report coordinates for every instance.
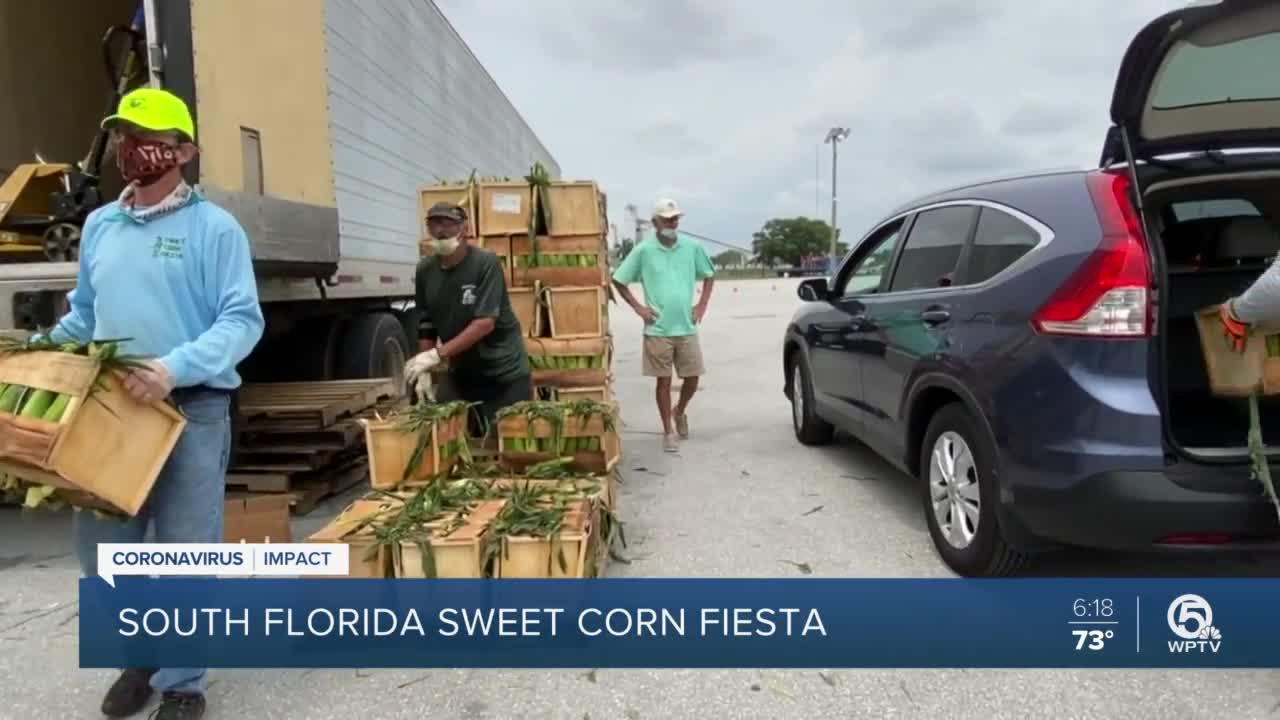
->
[613,216,849,268]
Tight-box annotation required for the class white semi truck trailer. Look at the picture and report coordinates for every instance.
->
[0,0,558,390]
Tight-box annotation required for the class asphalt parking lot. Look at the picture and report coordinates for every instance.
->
[2,277,1278,719]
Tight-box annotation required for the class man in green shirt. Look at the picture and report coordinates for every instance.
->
[405,202,530,438]
[612,198,716,452]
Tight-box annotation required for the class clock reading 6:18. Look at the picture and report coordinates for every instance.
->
[1073,599,1114,618]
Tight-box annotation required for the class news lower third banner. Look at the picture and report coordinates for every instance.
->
[79,577,1280,669]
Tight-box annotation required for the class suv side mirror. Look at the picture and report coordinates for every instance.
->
[797,277,829,302]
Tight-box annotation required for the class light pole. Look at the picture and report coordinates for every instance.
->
[824,127,850,275]
[814,144,821,218]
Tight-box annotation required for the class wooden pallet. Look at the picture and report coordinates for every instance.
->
[239,395,407,436]
[287,459,370,515]
[239,379,399,430]
[227,455,369,516]
[239,421,364,449]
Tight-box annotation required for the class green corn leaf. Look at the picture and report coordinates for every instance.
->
[1248,394,1280,523]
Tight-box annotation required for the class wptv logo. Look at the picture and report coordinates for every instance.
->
[1166,593,1223,654]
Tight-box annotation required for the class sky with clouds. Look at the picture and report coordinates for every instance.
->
[436,0,1187,256]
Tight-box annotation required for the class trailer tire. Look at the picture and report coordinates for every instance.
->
[335,312,411,391]
[398,307,423,352]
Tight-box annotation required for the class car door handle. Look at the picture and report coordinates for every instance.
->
[847,314,874,332]
[920,309,951,326]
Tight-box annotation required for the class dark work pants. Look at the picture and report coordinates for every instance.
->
[436,372,533,439]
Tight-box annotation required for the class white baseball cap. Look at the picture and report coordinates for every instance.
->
[653,198,682,219]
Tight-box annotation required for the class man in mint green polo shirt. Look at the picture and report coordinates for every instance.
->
[612,198,716,452]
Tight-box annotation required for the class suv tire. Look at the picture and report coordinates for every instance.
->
[919,403,1027,577]
[790,353,834,446]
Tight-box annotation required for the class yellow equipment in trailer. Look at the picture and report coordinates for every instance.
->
[0,163,81,263]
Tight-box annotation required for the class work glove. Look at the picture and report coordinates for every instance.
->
[1219,301,1249,353]
[410,371,436,405]
[404,349,441,403]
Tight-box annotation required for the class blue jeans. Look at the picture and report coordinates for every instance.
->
[73,389,232,695]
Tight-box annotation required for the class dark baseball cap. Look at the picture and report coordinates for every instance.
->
[426,201,467,222]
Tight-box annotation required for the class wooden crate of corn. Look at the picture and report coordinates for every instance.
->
[488,474,617,515]
[488,490,594,579]
[542,285,606,339]
[1264,334,1280,395]
[306,494,411,578]
[477,234,514,286]
[509,284,544,338]
[478,180,535,236]
[487,473,622,578]
[1195,306,1274,396]
[511,233,608,288]
[0,338,186,517]
[370,478,511,578]
[542,181,604,237]
[419,177,478,243]
[554,385,611,403]
[1194,307,1280,523]
[370,472,625,578]
[392,499,507,579]
[495,400,621,475]
[525,337,611,389]
[362,401,471,490]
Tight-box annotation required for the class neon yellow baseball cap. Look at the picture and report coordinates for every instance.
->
[101,88,196,142]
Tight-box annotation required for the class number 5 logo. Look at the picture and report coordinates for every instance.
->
[1167,594,1213,640]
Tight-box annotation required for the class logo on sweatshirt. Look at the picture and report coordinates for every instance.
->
[152,235,185,259]
[461,284,477,306]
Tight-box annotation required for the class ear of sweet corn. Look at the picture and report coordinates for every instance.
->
[527,354,604,371]
[0,385,74,422]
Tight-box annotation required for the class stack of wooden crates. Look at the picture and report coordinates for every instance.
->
[417,178,615,405]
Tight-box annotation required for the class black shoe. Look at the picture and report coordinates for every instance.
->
[149,692,205,720]
[101,668,157,718]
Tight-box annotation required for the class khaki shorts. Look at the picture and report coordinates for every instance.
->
[642,334,705,378]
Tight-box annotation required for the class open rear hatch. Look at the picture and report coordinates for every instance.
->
[1103,0,1280,165]
[1104,0,1280,464]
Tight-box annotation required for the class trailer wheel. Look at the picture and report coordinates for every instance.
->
[294,316,347,381]
[398,307,423,352]
[334,312,411,391]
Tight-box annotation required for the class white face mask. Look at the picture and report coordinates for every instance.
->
[657,228,677,240]
[428,235,461,255]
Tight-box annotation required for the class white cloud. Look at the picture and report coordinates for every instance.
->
[436,0,1189,253]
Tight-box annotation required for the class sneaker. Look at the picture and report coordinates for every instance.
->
[663,433,679,453]
[150,692,206,720]
[675,413,690,439]
[101,668,157,718]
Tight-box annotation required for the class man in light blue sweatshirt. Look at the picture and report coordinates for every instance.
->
[42,88,264,720]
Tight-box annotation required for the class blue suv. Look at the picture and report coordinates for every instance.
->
[782,0,1280,576]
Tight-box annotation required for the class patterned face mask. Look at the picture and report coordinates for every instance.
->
[116,135,181,186]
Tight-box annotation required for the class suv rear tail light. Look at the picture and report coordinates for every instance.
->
[1033,170,1153,337]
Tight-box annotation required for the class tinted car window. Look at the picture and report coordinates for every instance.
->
[836,223,903,297]
[1151,31,1280,108]
[965,208,1040,284]
[1172,199,1260,222]
[888,206,976,292]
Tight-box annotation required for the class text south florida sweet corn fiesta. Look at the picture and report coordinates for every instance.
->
[117,607,829,638]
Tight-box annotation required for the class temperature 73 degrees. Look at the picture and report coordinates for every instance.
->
[1073,629,1114,651]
